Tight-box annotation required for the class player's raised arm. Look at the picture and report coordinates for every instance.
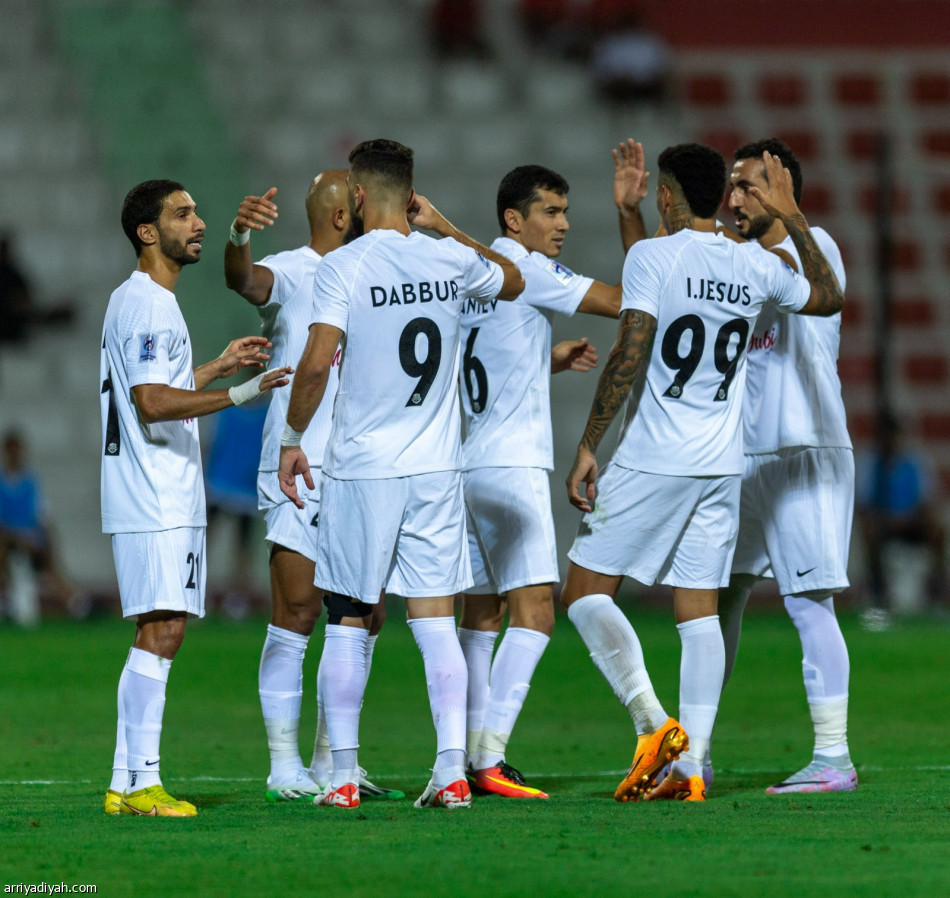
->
[566,309,657,511]
[613,138,649,252]
[748,153,843,317]
[408,192,524,300]
[224,187,279,305]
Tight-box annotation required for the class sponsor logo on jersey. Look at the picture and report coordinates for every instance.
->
[686,277,752,306]
[549,261,575,285]
[475,251,493,270]
[139,333,157,362]
[747,325,777,354]
[370,281,459,307]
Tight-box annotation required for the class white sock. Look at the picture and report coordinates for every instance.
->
[432,748,467,788]
[259,625,309,782]
[408,617,467,787]
[122,647,172,792]
[457,627,498,761]
[109,665,130,792]
[311,631,378,784]
[364,632,378,683]
[310,648,331,784]
[474,627,549,770]
[784,595,851,758]
[674,616,724,779]
[567,594,667,733]
[322,625,368,787]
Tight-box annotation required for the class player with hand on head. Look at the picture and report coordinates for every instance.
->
[278,139,524,810]
[717,138,856,795]
[457,140,648,799]
[102,179,290,817]
[225,173,402,803]
[560,144,844,803]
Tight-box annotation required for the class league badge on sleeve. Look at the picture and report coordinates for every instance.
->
[475,251,493,271]
[549,261,575,285]
[139,333,157,362]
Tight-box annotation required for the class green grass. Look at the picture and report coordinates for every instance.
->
[2,607,949,897]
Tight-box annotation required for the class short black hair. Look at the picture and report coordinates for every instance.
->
[734,138,803,205]
[348,139,414,197]
[121,179,185,256]
[496,165,569,233]
[657,143,726,219]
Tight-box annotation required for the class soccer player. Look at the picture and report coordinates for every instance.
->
[101,179,291,817]
[457,140,649,799]
[278,139,524,810]
[560,145,844,803]
[718,138,857,794]
[224,173,401,803]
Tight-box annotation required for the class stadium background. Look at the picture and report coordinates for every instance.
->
[0,0,947,609]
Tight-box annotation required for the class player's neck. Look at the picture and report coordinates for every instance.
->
[360,206,410,236]
[756,220,788,250]
[664,214,717,236]
[310,232,343,256]
[137,254,181,292]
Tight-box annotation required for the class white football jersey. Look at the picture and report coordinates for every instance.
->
[743,227,851,453]
[256,245,340,472]
[100,271,206,533]
[313,229,504,479]
[460,236,594,471]
[613,230,810,476]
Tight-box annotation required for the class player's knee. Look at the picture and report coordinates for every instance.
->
[324,591,374,625]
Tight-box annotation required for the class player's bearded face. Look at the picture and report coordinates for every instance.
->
[736,208,774,240]
[154,193,204,266]
[345,189,365,245]
[157,225,201,266]
[344,207,364,244]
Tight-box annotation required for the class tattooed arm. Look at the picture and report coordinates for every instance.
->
[749,152,844,317]
[566,309,657,512]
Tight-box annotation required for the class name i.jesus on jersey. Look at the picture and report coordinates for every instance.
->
[685,276,752,306]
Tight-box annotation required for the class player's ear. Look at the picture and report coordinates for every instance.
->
[503,208,522,234]
[137,223,158,248]
[332,206,347,231]
[406,188,416,211]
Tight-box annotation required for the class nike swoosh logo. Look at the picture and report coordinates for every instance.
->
[483,775,544,795]
[796,567,817,577]
[145,760,159,766]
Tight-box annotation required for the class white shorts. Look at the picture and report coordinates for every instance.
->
[259,470,321,562]
[464,466,559,595]
[568,464,740,589]
[112,527,206,619]
[731,447,854,595]
[315,471,472,603]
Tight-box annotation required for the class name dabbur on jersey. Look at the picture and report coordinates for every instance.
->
[370,280,461,307]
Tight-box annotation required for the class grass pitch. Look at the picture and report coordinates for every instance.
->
[1,604,949,897]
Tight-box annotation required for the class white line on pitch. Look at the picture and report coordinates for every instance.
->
[2,765,948,787]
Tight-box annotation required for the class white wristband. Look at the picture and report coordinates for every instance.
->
[228,370,270,406]
[229,223,250,246]
[280,422,305,447]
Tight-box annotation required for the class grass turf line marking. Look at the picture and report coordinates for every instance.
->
[4,765,949,787]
